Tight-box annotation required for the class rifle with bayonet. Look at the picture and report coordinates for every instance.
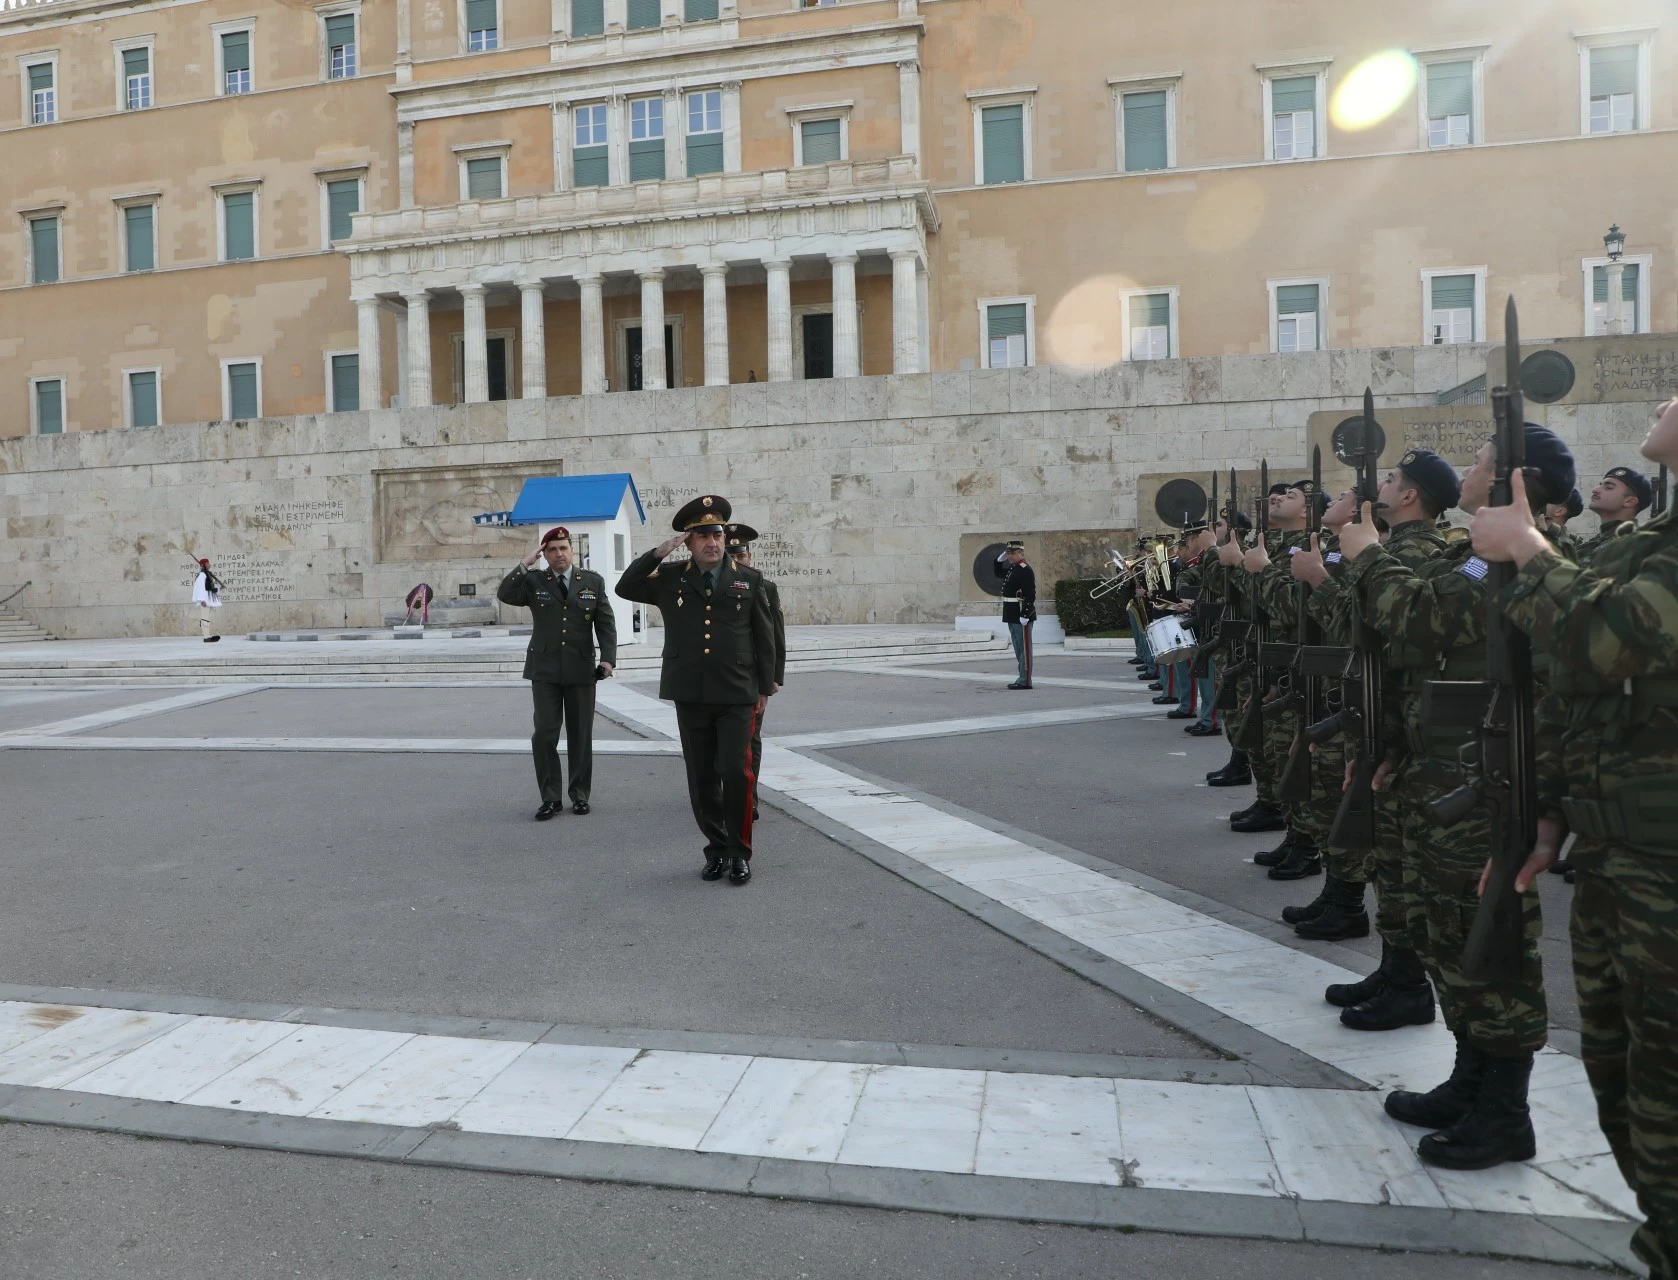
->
[1270,446,1325,804]
[1189,471,1223,680]
[1655,463,1670,518]
[1420,296,1538,983]
[1232,460,1271,752]
[1210,469,1252,710]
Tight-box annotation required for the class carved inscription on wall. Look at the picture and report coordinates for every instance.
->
[1306,406,1494,490]
[748,532,834,580]
[245,499,347,532]
[213,552,294,602]
[375,461,558,563]
[1592,349,1678,400]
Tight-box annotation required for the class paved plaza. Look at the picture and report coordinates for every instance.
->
[0,629,1641,1278]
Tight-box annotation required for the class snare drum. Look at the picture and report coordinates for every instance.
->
[1145,615,1197,666]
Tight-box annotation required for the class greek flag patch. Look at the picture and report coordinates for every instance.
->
[1325,552,1343,565]
[1459,556,1490,580]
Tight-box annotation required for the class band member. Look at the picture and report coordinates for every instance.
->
[191,557,222,643]
[498,526,617,821]
[995,540,1036,690]
[617,495,778,885]
[726,523,787,821]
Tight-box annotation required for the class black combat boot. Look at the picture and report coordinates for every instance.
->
[1254,830,1301,867]
[1325,943,1388,1007]
[1341,945,1435,1030]
[1385,1034,1485,1129]
[1294,877,1370,938]
[1282,883,1331,925]
[1206,749,1252,786]
[1416,1053,1537,1170]
[1230,802,1287,833]
[1268,836,1323,881]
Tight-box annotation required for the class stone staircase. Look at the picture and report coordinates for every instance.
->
[0,605,55,645]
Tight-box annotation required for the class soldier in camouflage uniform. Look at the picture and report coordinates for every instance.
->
[1545,487,1584,561]
[1337,427,1575,1170]
[1473,399,1678,1275]
[1577,465,1655,561]
[1202,511,1256,785]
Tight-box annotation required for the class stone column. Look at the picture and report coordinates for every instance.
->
[355,296,383,410]
[520,282,547,400]
[578,274,607,394]
[897,60,922,172]
[398,122,416,208]
[604,0,626,31]
[461,283,489,403]
[551,99,572,191]
[917,262,931,372]
[403,290,432,408]
[1606,259,1627,336]
[721,81,743,173]
[765,259,792,382]
[607,93,628,186]
[639,268,667,391]
[829,252,859,379]
[395,0,412,83]
[664,87,685,179]
[891,251,920,374]
[393,312,409,407]
[701,264,730,386]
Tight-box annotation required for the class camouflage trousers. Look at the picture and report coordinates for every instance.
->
[1397,757,1548,1056]
[1261,695,1302,829]
[1227,677,1277,806]
[1572,847,1678,1280]
[1370,783,1406,944]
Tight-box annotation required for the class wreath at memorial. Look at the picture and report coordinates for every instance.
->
[403,583,435,625]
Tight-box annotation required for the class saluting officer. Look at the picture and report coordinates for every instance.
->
[498,526,617,820]
[617,496,779,885]
[726,523,787,820]
[994,540,1037,690]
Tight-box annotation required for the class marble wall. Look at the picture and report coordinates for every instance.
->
[0,342,1662,638]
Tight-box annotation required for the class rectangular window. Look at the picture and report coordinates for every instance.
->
[981,104,1025,184]
[1129,293,1171,360]
[330,353,359,412]
[1428,274,1476,345]
[1271,76,1317,159]
[221,30,252,95]
[124,204,155,272]
[1122,90,1168,172]
[574,103,609,186]
[629,97,665,182]
[325,13,357,79]
[986,303,1029,368]
[571,0,604,36]
[123,47,152,110]
[800,117,842,165]
[626,0,660,29]
[465,156,503,200]
[1589,45,1638,133]
[1275,283,1320,353]
[128,370,159,428]
[27,62,56,124]
[226,362,260,420]
[29,215,60,284]
[1592,263,1642,334]
[685,0,718,19]
[686,91,724,175]
[34,379,64,434]
[466,0,499,51]
[222,190,255,260]
[326,178,360,241]
[1425,60,1472,147]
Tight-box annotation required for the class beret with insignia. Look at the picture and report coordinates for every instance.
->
[1397,447,1462,513]
[1604,466,1654,511]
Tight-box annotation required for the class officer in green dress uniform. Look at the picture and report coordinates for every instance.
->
[617,495,779,885]
[497,526,618,820]
[726,523,787,821]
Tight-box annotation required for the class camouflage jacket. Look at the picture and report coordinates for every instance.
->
[1573,519,1637,563]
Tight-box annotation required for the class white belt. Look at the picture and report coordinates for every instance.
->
[1002,596,1024,602]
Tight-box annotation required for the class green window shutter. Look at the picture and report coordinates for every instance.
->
[129,371,158,428]
[123,47,149,78]
[801,118,842,164]
[325,14,354,46]
[30,217,59,283]
[1130,293,1170,327]
[628,138,665,182]
[1623,262,1641,300]
[1271,76,1316,113]
[1123,90,1168,171]
[125,205,155,271]
[1427,61,1472,118]
[466,0,496,32]
[685,0,718,18]
[35,381,63,434]
[222,31,250,71]
[981,104,1025,184]
[627,0,660,28]
[1430,274,1475,310]
[1593,263,1641,302]
[1276,283,1318,316]
[466,157,502,199]
[331,353,360,412]
[223,191,254,259]
[28,63,52,92]
[571,0,604,35]
[227,364,259,419]
[686,135,723,176]
[327,179,360,240]
[1591,46,1638,97]
[987,303,1027,339]
[573,145,609,186]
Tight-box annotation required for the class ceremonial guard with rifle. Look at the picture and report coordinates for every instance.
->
[190,556,223,643]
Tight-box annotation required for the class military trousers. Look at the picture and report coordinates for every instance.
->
[1572,848,1678,1280]
[1007,620,1034,685]
[530,679,596,805]
[1398,757,1548,1056]
[1228,676,1277,806]
[675,700,760,862]
[1368,784,1405,943]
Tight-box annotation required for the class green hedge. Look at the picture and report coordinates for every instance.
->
[1053,578,1131,636]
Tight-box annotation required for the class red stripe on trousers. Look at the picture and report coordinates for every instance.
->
[741,700,762,856]
[1023,620,1033,684]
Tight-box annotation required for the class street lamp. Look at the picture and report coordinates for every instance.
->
[1604,223,1628,337]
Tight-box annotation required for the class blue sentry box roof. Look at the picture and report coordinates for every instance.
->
[509,473,646,526]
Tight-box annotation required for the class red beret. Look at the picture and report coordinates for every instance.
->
[541,527,570,546]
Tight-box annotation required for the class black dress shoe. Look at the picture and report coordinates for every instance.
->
[535,802,561,821]
[753,807,761,821]
[1185,722,1219,735]
[1207,766,1254,787]
[1151,693,1176,705]
[1147,681,1164,691]
[1128,657,1145,665]
[1230,803,1287,833]
[1166,708,1195,719]
[572,801,590,815]
[702,856,726,881]
[728,857,752,885]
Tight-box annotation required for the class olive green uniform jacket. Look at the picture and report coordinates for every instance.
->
[616,551,778,704]
[498,564,617,684]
